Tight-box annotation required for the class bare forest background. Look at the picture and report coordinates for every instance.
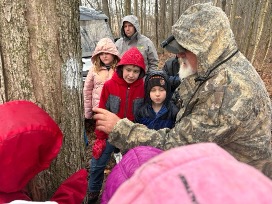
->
[0,0,271,202]
[83,0,272,97]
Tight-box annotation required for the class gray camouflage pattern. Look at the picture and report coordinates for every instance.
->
[109,3,272,174]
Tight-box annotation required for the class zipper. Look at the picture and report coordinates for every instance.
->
[125,86,130,118]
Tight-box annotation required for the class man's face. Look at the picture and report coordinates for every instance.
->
[123,22,136,37]
[177,51,197,80]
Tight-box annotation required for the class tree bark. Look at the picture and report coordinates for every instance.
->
[102,0,111,29]
[134,0,138,16]
[125,0,131,16]
[0,0,85,200]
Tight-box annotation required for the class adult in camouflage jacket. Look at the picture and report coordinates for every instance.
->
[93,3,272,178]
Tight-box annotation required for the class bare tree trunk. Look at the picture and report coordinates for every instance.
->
[250,0,269,64]
[170,0,174,26]
[143,0,146,33]
[134,0,138,16]
[115,0,121,37]
[0,0,85,200]
[158,0,166,53]
[125,0,131,16]
[140,0,144,32]
[102,0,111,28]
[155,0,159,48]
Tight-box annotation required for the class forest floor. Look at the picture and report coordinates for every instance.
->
[84,53,272,203]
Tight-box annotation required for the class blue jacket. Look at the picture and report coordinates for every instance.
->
[135,71,179,130]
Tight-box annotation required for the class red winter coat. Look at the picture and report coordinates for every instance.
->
[0,100,87,203]
[92,47,146,159]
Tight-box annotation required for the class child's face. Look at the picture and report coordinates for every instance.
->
[122,65,141,84]
[150,86,167,106]
[99,52,114,65]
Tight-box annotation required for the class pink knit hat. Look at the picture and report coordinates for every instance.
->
[101,146,162,204]
[109,143,272,204]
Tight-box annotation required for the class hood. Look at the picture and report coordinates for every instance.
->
[120,15,141,38]
[144,71,171,105]
[0,100,63,193]
[172,3,238,77]
[116,47,146,79]
[91,38,120,63]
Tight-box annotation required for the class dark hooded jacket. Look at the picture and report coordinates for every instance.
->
[135,71,179,130]
[163,56,181,93]
[115,15,159,74]
[108,3,272,178]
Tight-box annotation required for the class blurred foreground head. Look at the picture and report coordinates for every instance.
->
[108,143,272,204]
[0,100,87,203]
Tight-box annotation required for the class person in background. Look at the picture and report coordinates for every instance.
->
[0,100,87,204]
[92,3,272,179]
[162,55,181,94]
[83,37,120,154]
[135,70,178,130]
[83,37,120,120]
[115,15,159,74]
[88,47,146,203]
[107,143,272,204]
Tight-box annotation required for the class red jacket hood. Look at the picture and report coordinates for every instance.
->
[0,100,63,194]
[116,47,146,79]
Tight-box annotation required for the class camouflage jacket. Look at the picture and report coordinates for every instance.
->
[109,3,272,174]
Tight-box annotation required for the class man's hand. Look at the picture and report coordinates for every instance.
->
[92,107,121,134]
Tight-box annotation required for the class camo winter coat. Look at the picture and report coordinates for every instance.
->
[108,3,272,176]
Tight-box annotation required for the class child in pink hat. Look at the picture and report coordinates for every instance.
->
[106,143,272,204]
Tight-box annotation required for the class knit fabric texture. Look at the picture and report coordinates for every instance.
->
[101,146,162,204]
[146,75,167,93]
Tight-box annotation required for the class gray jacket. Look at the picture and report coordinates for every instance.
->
[115,15,158,74]
[109,3,272,176]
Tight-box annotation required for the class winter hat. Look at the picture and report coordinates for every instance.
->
[116,47,146,78]
[91,38,120,63]
[109,143,272,204]
[147,75,167,93]
[101,146,162,204]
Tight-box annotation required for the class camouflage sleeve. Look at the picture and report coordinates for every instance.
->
[108,118,171,151]
[108,78,236,152]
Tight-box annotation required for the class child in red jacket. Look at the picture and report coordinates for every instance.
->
[88,47,146,203]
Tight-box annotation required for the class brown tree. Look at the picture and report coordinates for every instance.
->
[102,0,111,27]
[134,0,138,16]
[125,0,132,16]
[0,0,86,200]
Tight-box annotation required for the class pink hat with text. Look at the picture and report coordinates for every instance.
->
[109,143,272,204]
